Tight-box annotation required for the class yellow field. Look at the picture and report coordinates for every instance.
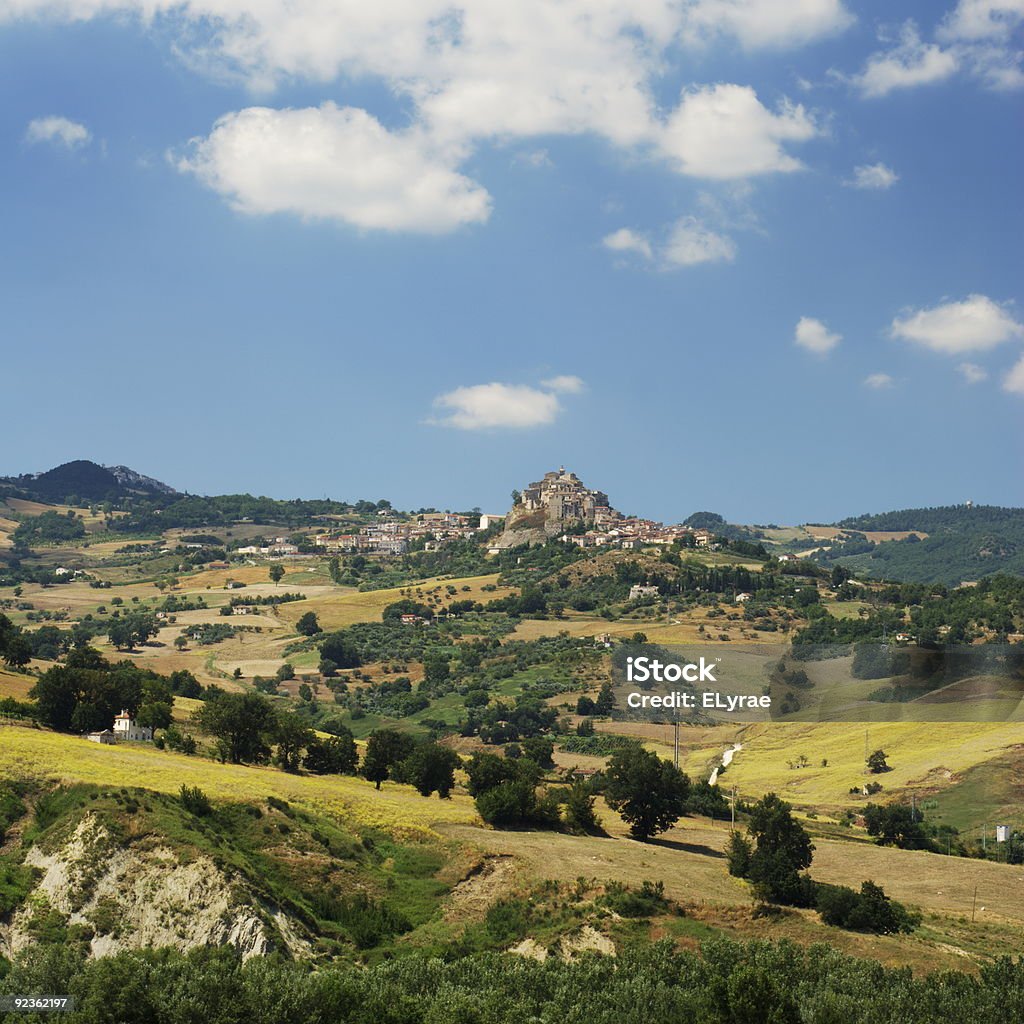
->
[681,720,1023,810]
[0,724,477,837]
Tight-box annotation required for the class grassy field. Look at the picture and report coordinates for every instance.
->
[441,806,1024,971]
[0,724,477,838]
[275,574,517,632]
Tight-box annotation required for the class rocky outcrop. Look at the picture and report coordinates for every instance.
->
[492,468,613,549]
[0,814,310,962]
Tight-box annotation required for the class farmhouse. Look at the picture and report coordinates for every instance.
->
[113,709,153,742]
[629,584,661,600]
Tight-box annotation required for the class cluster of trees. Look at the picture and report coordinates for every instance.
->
[29,649,175,734]
[466,751,563,828]
[817,880,920,934]
[726,792,917,934]
[361,729,459,797]
[11,510,86,547]
[106,493,393,534]
[196,691,357,775]
[10,929,1015,1023]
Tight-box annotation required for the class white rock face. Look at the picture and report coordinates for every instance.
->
[0,814,310,961]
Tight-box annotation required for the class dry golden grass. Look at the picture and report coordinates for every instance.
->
[276,574,517,632]
[0,669,35,700]
[441,807,1024,970]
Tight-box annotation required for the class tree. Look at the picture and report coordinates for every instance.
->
[867,749,890,774]
[362,729,416,790]
[594,682,616,715]
[863,803,926,848]
[136,701,173,731]
[563,777,601,834]
[396,743,460,798]
[604,746,690,841]
[197,691,277,764]
[319,631,362,669]
[269,564,285,585]
[422,650,450,693]
[298,682,313,702]
[746,793,816,906]
[2,634,31,669]
[276,663,295,682]
[275,713,313,771]
[726,831,752,877]
[304,731,358,775]
[465,752,518,797]
[296,612,321,637]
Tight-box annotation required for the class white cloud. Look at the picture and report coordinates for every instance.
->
[602,228,654,261]
[849,13,1023,96]
[938,0,1024,43]
[661,84,818,179]
[604,217,736,268]
[25,115,90,149]
[846,162,899,190]
[854,23,959,98]
[957,361,989,383]
[541,375,585,394]
[663,216,736,266]
[682,0,853,49]
[890,295,1024,355]
[794,316,841,354]
[175,103,490,233]
[430,380,578,430]
[1004,353,1024,395]
[4,1,853,231]
[864,373,895,389]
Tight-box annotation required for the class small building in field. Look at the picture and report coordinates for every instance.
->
[735,592,753,603]
[113,709,153,742]
[629,584,660,601]
[85,729,117,745]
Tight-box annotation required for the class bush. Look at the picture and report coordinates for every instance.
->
[817,880,919,934]
[178,784,212,817]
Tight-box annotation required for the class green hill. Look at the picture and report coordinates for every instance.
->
[818,505,1024,585]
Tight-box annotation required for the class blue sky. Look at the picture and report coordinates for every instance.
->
[2,0,1022,524]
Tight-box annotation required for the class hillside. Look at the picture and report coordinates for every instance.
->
[0,776,467,964]
[816,505,1024,585]
[1,460,178,504]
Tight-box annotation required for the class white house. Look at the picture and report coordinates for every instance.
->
[629,584,660,601]
[735,592,753,603]
[113,709,153,742]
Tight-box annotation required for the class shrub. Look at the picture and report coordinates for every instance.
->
[178,784,212,817]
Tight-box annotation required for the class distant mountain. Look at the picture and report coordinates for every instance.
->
[1,460,178,503]
[818,504,1024,585]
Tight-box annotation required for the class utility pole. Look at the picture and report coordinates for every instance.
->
[971,885,978,923]
[731,787,737,829]
[673,720,680,769]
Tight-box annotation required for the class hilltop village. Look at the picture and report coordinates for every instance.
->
[310,468,716,558]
